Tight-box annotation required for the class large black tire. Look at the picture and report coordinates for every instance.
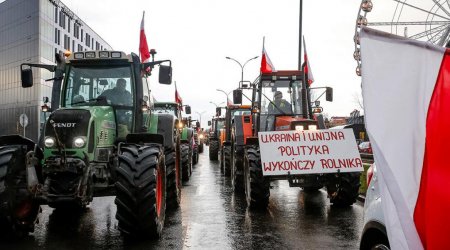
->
[192,148,199,165]
[232,145,245,193]
[198,143,204,153]
[165,144,181,210]
[115,144,166,238]
[181,143,192,182]
[223,145,231,177]
[0,145,40,238]
[326,172,361,207]
[244,147,270,209]
[209,140,219,161]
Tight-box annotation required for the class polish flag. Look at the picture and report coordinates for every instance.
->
[139,11,151,63]
[260,38,275,74]
[303,36,314,85]
[361,27,450,250]
[175,82,183,110]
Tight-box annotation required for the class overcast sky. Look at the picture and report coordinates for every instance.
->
[63,0,365,125]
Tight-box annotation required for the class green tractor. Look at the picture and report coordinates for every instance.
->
[208,116,225,161]
[180,116,197,180]
[153,102,194,182]
[0,50,178,239]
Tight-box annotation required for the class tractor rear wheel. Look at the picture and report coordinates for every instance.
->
[244,147,270,209]
[198,143,204,153]
[181,143,191,182]
[209,140,219,161]
[0,145,40,238]
[223,145,231,177]
[115,144,166,238]
[326,172,361,207]
[165,145,181,210]
[232,145,245,193]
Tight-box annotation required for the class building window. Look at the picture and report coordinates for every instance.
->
[81,29,84,42]
[78,44,83,52]
[59,11,66,29]
[72,41,75,52]
[54,6,58,23]
[91,38,94,49]
[54,28,58,43]
[57,29,61,45]
[85,34,91,47]
[95,42,99,50]
[68,19,71,33]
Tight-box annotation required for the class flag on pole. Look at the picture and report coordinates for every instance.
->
[260,37,275,74]
[360,26,450,250]
[139,11,151,63]
[175,82,183,110]
[303,36,314,85]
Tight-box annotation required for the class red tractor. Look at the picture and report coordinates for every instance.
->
[233,70,361,208]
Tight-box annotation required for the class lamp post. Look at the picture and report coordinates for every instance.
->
[195,111,206,127]
[225,56,259,87]
[216,89,232,105]
[209,101,224,107]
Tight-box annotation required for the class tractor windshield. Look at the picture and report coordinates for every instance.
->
[153,104,178,117]
[215,120,225,133]
[258,80,303,131]
[64,65,134,107]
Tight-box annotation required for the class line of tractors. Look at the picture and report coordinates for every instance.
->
[0,49,360,241]
[207,70,361,209]
[0,50,205,239]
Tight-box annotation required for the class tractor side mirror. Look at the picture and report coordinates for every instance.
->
[159,65,172,85]
[21,68,33,88]
[216,107,221,117]
[196,121,200,128]
[208,121,212,126]
[326,87,333,102]
[233,89,242,104]
[185,105,191,114]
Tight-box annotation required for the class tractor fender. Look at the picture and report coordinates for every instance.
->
[148,113,176,149]
[126,133,165,146]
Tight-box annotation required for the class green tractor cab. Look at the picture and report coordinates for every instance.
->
[0,50,178,239]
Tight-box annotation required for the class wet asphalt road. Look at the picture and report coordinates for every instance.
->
[1,146,364,250]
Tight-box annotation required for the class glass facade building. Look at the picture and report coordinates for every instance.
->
[0,0,112,142]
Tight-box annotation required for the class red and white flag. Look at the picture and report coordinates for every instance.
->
[260,37,275,74]
[303,36,314,85]
[139,11,151,63]
[175,82,183,110]
[361,27,450,250]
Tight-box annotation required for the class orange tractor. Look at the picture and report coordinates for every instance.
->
[217,105,252,179]
[232,70,361,208]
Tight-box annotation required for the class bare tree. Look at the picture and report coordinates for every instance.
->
[353,91,364,110]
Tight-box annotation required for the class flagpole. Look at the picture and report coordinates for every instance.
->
[298,0,303,70]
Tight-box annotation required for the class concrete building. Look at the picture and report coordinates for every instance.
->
[0,0,112,142]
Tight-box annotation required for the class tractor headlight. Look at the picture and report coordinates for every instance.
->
[308,125,318,131]
[295,125,304,131]
[178,122,184,129]
[199,134,204,139]
[73,137,86,148]
[44,137,55,148]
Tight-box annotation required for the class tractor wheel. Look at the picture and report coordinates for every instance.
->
[302,186,323,193]
[192,149,199,165]
[244,147,270,209]
[198,143,204,153]
[326,172,361,207]
[181,143,191,182]
[165,145,181,210]
[209,140,219,161]
[232,145,245,193]
[223,145,231,177]
[115,144,166,238]
[0,145,40,238]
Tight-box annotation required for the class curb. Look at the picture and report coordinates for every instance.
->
[357,194,365,203]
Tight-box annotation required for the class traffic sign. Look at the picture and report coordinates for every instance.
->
[19,113,28,128]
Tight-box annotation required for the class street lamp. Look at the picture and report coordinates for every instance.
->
[195,111,206,127]
[216,89,232,105]
[209,101,225,107]
[225,56,259,87]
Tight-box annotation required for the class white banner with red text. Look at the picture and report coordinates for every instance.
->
[258,129,363,176]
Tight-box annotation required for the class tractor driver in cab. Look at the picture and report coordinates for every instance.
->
[100,78,132,106]
[100,78,133,140]
[268,91,292,115]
